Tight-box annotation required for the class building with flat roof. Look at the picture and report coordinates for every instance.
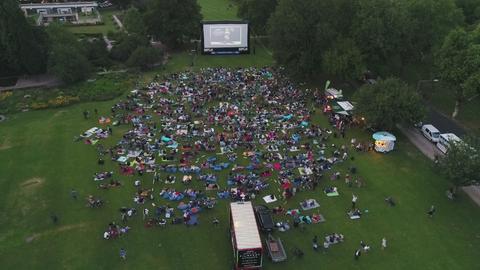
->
[20,2,101,26]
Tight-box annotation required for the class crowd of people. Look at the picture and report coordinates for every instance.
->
[74,67,393,261]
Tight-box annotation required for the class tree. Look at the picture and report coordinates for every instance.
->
[111,0,132,9]
[126,46,163,70]
[267,0,324,80]
[435,28,480,118]
[405,0,463,62]
[353,78,425,130]
[144,0,202,48]
[268,0,357,80]
[123,7,146,35]
[439,135,480,187]
[46,24,91,83]
[322,37,365,80]
[110,33,149,62]
[352,0,412,68]
[82,38,112,68]
[48,45,91,83]
[455,0,480,25]
[0,0,48,77]
[237,0,277,34]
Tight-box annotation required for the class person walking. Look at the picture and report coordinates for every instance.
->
[427,205,436,217]
[212,217,219,226]
[70,189,78,200]
[354,249,362,260]
[119,248,127,260]
[352,194,358,209]
[312,235,319,251]
[381,237,387,250]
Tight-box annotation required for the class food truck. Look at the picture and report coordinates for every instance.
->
[230,201,263,269]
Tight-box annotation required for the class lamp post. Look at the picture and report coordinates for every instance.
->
[416,79,439,100]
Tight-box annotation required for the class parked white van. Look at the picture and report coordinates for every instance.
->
[437,133,462,154]
[421,124,441,142]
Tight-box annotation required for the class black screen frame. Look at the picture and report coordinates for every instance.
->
[201,20,250,55]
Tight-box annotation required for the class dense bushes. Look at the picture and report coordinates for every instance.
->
[0,73,133,114]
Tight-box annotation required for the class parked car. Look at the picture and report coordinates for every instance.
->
[421,124,441,143]
[254,205,274,232]
[437,133,462,154]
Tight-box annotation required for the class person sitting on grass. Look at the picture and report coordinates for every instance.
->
[385,196,396,206]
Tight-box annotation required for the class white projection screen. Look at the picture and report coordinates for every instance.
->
[202,21,249,55]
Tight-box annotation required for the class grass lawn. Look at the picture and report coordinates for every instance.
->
[142,44,274,83]
[198,0,239,20]
[67,9,120,35]
[1,80,480,269]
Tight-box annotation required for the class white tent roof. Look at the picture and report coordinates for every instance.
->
[325,88,343,99]
[230,202,262,250]
[337,101,354,111]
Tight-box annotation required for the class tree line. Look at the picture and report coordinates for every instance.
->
[0,0,203,83]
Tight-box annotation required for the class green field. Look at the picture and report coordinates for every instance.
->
[198,0,239,20]
[1,78,480,270]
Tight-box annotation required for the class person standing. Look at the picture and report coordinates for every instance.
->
[70,189,78,200]
[381,237,387,250]
[50,213,59,225]
[212,217,219,226]
[352,194,358,209]
[427,205,436,217]
[143,208,149,220]
[119,248,127,260]
[312,235,319,251]
[354,249,361,260]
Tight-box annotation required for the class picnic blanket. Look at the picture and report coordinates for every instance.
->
[263,195,277,203]
[186,214,199,225]
[286,209,300,216]
[300,199,320,210]
[117,156,128,163]
[312,214,326,223]
[324,187,339,197]
[326,191,340,197]
[161,136,172,142]
[298,167,313,175]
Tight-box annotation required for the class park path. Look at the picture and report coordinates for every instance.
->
[0,74,62,92]
[112,15,125,31]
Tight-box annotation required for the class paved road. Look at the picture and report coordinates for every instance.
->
[397,124,443,160]
[426,106,465,137]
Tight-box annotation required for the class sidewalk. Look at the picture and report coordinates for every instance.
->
[396,124,443,160]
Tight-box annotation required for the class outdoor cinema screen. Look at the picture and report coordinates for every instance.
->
[202,21,249,55]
